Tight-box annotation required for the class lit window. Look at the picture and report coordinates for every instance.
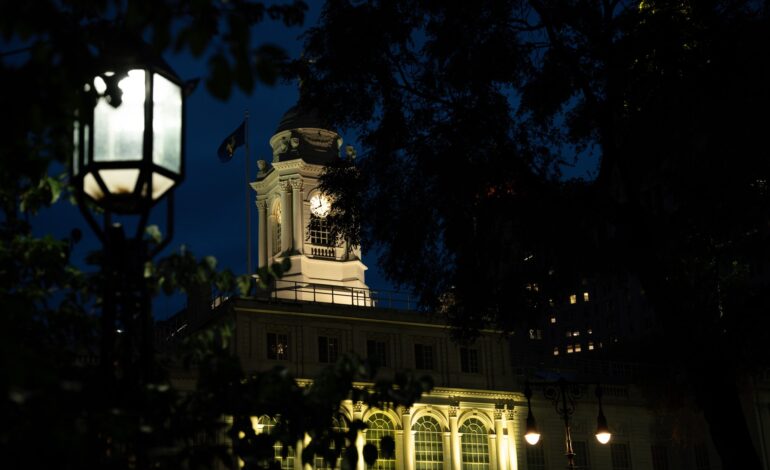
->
[573,330,580,337]
[587,328,593,335]
[549,299,555,307]
[575,343,582,352]
[553,347,559,356]
[550,316,557,324]
[569,294,577,304]
[460,418,490,470]
[366,414,396,470]
[588,341,595,350]
[414,416,443,469]
[583,292,590,302]
[567,345,574,354]
[267,332,289,360]
[566,331,573,338]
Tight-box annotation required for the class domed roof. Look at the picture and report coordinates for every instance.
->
[275,104,332,134]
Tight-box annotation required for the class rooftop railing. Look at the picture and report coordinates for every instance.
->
[267,279,419,311]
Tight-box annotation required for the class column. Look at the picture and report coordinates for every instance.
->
[257,200,267,268]
[402,408,414,470]
[291,179,303,255]
[354,402,365,470]
[494,409,508,470]
[505,409,518,470]
[396,428,404,470]
[280,180,292,254]
[449,407,461,470]
[489,434,498,470]
[443,431,452,470]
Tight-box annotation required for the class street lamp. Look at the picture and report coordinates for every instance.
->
[72,39,185,379]
[524,379,611,470]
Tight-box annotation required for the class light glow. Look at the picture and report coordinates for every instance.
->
[525,431,541,445]
[596,431,611,444]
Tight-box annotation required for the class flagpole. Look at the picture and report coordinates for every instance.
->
[245,110,252,276]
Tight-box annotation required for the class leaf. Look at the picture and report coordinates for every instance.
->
[362,443,378,466]
[145,224,163,244]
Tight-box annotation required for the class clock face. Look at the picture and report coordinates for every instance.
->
[309,194,331,218]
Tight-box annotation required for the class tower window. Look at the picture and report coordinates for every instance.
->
[309,215,332,246]
[570,294,577,304]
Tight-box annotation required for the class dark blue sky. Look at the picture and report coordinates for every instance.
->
[31,1,394,319]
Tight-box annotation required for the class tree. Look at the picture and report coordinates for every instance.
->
[300,0,770,467]
[1,1,431,468]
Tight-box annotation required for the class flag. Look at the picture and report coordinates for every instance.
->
[217,120,246,162]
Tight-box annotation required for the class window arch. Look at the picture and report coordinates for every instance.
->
[366,412,396,470]
[257,415,294,470]
[413,416,444,470]
[459,418,489,470]
[315,416,346,470]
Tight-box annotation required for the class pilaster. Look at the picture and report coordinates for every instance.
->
[291,179,303,254]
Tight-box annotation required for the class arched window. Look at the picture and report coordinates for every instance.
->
[257,415,294,470]
[413,416,443,470]
[459,418,489,470]
[315,416,346,470]
[272,200,282,255]
[366,413,396,470]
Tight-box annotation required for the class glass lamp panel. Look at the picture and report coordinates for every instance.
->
[93,69,146,162]
[152,73,182,174]
[99,169,140,196]
[83,172,104,201]
[150,172,175,201]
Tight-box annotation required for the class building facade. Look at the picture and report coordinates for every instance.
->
[171,104,730,470]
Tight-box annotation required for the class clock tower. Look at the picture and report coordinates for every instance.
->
[251,104,369,304]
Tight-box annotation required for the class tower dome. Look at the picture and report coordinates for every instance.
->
[269,103,341,165]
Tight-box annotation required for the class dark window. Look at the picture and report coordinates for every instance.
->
[611,443,631,470]
[318,336,339,363]
[651,445,668,470]
[414,344,434,370]
[573,441,589,469]
[460,347,480,373]
[694,445,710,470]
[267,333,289,360]
[526,442,546,470]
[367,339,388,367]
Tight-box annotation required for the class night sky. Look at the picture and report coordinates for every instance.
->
[31,1,393,319]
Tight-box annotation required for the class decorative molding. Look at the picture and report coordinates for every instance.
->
[256,200,268,211]
[493,408,504,420]
[290,179,303,191]
[448,406,458,418]
[279,180,292,192]
[353,401,364,413]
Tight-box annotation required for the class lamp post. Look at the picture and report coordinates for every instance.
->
[72,39,184,381]
[524,379,612,470]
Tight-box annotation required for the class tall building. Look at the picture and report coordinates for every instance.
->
[166,104,732,470]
